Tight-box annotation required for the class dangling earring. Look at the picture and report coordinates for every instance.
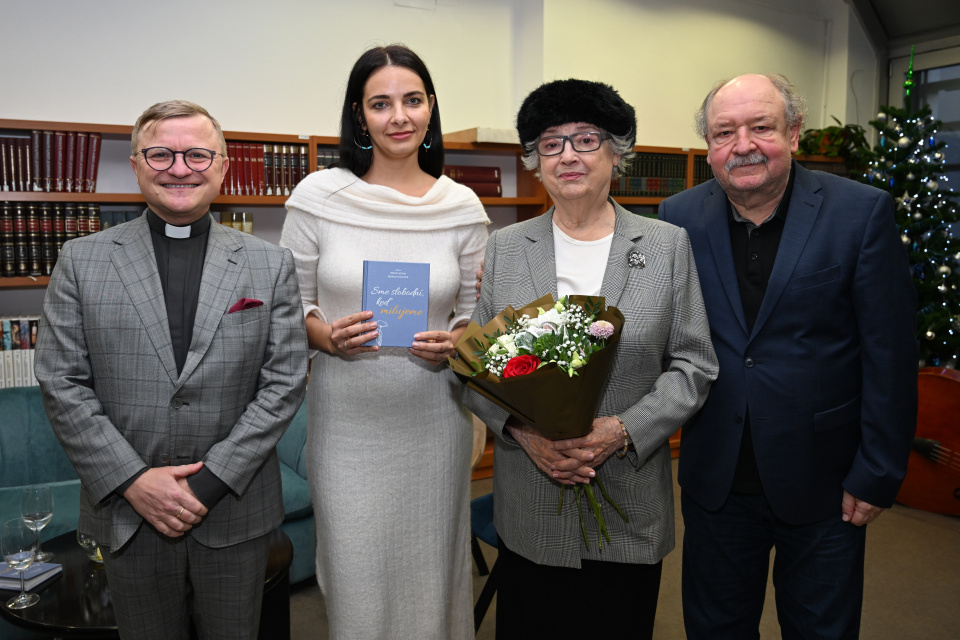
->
[422,127,433,151]
[354,128,372,150]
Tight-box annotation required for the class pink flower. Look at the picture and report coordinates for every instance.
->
[589,320,614,339]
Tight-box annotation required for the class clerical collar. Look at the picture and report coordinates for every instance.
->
[145,209,212,239]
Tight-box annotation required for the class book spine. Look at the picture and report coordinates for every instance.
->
[64,132,76,192]
[0,203,13,277]
[52,203,66,256]
[299,144,309,185]
[41,131,53,192]
[53,131,66,192]
[30,131,42,191]
[243,143,254,196]
[64,203,78,243]
[26,205,41,276]
[39,203,55,276]
[462,182,502,197]
[87,203,101,234]
[74,133,88,194]
[85,133,101,192]
[256,144,265,196]
[76,204,89,237]
[0,138,8,192]
[263,145,273,195]
[12,203,28,276]
[15,140,26,192]
[443,165,501,183]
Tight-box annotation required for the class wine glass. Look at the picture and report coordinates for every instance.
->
[21,485,54,562]
[77,530,103,564]
[2,518,40,609]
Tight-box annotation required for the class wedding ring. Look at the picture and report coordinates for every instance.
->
[343,340,348,349]
[176,506,184,520]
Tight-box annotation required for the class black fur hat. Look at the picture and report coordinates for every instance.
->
[516,79,636,147]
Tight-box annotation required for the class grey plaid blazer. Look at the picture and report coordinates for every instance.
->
[463,202,717,568]
[35,214,308,551]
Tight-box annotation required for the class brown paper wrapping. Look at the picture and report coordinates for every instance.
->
[449,294,624,440]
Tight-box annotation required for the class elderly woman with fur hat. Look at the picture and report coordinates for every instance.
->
[463,79,718,639]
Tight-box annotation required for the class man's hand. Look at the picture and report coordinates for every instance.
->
[123,462,209,537]
[841,490,885,526]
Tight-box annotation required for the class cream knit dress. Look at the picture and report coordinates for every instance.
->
[281,168,488,639]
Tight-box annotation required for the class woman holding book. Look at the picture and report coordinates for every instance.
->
[280,45,487,640]
[463,79,718,639]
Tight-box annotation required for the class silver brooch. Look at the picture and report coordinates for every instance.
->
[628,250,645,268]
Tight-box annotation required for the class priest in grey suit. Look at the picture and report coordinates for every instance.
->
[35,100,307,640]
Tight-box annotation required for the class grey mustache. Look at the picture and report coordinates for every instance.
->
[725,152,768,171]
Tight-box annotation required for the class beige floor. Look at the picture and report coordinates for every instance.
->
[290,460,960,639]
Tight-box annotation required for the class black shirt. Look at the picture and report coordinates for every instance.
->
[727,163,795,494]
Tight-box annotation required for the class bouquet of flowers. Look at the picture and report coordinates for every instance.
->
[449,294,627,548]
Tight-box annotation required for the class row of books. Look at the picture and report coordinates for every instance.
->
[0,202,119,278]
[218,211,255,234]
[0,131,102,193]
[0,316,38,388]
[223,143,310,197]
[317,148,341,170]
[610,153,689,197]
[442,165,502,197]
[693,156,713,186]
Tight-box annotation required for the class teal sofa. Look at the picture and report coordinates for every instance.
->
[0,386,315,637]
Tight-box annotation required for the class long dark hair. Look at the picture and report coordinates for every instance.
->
[338,44,444,179]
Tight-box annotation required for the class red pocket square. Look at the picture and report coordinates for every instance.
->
[228,298,263,314]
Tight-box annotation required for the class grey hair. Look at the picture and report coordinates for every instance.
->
[694,73,807,140]
[520,129,636,179]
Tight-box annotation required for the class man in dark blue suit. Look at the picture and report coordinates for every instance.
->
[659,74,918,639]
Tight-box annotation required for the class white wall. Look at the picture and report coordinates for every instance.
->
[0,0,876,139]
[0,0,880,315]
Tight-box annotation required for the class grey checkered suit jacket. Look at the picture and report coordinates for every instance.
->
[35,213,308,551]
[463,202,717,568]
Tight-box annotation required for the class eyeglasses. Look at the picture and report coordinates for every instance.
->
[139,147,219,172]
[535,131,609,156]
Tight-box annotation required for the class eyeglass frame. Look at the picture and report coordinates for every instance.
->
[137,147,221,172]
[534,131,611,157]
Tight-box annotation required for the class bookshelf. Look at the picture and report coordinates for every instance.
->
[1,118,845,292]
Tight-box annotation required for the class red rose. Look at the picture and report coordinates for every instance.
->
[501,354,541,378]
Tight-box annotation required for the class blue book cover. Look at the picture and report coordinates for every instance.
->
[361,261,430,348]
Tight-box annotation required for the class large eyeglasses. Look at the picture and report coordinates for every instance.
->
[139,147,219,172]
[535,131,610,156]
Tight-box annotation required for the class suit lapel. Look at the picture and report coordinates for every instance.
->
[110,216,179,383]
[703,185,750,336]
[177,223,244,384]
[751,166,822,339]
[524,210,559,299]
[600,201,643,308]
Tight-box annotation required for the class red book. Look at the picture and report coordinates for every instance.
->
[281,145,291,196]
[299,145,309,185]
[443,165,501,183]
[243,143,253,196]
[84,133,101,192]
[74,133,88,194]
[41,131,53,192]
[0,138,8,192]
[64,132,76,192]
[54,131,66,192]
[30,131,42,191]
[255,144,265,196]
[229,142,240,196]
[462,182,502,197]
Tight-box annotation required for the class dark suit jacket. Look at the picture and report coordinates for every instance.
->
[659,162,917,525]
[35,214,308,550]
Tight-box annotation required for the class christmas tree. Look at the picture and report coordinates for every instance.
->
[858,57,960,369]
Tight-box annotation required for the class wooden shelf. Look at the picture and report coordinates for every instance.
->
[0,276,50,289]
[1,192,144,203]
